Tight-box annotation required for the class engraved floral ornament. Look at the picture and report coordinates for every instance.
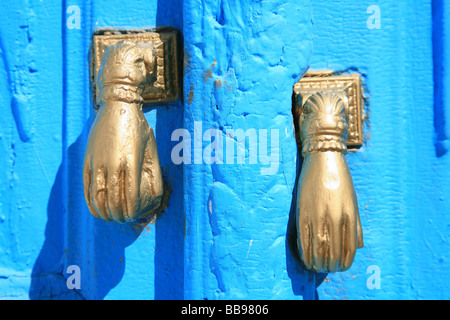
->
[296,91,364,273]
[83,40,164,223]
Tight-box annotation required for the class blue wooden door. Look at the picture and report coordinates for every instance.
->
[1,0,449,300]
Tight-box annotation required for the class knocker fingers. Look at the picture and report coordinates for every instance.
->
[339,207,357,272]
[141,127,164,199]
[327,214,342,273]
[357,209,364,248]
[298,211,314,271]
[105,165,125,223]
[83,156,99,220]
[91,165,110,222]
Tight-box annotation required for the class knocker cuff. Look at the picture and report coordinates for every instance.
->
[301,135,347,156]
[97,84,144,105]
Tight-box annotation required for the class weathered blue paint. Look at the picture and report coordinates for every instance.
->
[1,0,450,300]
[182,0,314,300]
[0,0,64,299]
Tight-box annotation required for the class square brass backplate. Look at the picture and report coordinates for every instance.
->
[91,29,179,106]
[293,71,365,148]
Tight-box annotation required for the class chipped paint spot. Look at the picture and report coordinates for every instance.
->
[202,60,217,82]
[187,84,194,105]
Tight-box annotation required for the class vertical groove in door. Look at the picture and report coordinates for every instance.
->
[61,0,93,299]
[432,0,449,157]
[26,0,93,299]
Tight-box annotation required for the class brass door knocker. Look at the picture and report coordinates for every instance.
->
[83,31,179,223]
[294,73,364,273]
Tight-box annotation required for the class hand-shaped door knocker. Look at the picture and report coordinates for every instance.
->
[294,76,364,273]
[83,39,165,223]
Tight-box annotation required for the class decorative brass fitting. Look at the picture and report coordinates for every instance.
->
[83,30,179,223]
[91,30,179,106]
[293,73,364,273]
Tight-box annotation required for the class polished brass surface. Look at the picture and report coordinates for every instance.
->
[83,38,166,223]
[91,30,179,106]
[294,74,364,273]
[294,72,364,147]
